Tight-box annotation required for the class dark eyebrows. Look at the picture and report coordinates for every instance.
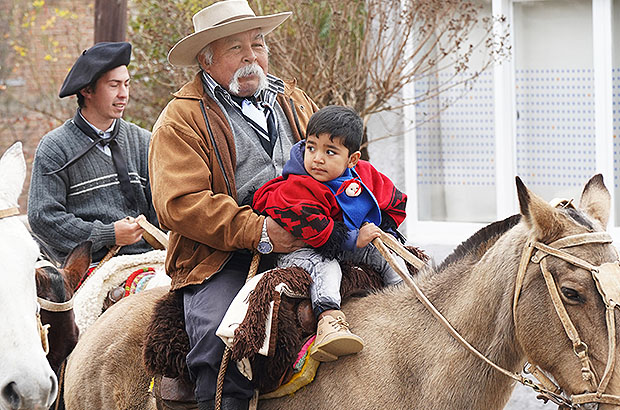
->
[325,143,342,152]
[106,78,130,87]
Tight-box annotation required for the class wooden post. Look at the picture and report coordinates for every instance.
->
[94,0,128,44]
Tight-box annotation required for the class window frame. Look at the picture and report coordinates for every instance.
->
[403,0,619,248]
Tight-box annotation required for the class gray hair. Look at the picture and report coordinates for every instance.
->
[198,44,214,67]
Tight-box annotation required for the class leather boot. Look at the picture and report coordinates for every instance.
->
[197,396,249,410]
[309,310,364,362]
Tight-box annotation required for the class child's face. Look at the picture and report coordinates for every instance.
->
[304,133,360,182]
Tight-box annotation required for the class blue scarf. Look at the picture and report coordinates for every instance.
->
[324,167,381,231]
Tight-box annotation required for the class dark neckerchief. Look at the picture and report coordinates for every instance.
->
[205,77,278,157]
[45,110,137,210]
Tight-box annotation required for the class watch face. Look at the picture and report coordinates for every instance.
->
[257,241,273,254]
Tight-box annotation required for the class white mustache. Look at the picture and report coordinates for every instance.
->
[228,63,267,95]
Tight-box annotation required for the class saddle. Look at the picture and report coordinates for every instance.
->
[142,247,428,407]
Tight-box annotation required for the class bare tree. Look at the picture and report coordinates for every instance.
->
[256,0,509,121]
[127,0,508,138]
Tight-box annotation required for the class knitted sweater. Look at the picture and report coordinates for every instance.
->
[28,118,158,262]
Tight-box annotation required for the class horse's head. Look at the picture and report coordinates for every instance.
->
[514,174,620,408]
[36,241,91,373]
[0,142,57,409]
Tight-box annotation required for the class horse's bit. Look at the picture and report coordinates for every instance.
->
[0,206,57,355]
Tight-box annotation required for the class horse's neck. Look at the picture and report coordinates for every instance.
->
[406,227,527,406]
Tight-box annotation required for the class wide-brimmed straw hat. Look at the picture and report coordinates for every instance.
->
[168,0,291,67]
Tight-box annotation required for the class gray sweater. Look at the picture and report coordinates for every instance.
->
[28,118,159,262]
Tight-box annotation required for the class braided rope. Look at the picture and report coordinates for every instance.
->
[215,251,261,410]
[214,346,232,410]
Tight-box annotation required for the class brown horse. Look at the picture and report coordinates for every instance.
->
[64,175,620,409]
[35,241,91,410]
[35,241,91,374]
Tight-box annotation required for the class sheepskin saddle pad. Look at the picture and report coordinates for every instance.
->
[142,246,428,403]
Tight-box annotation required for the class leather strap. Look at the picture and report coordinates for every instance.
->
[46,110,137,210]
[0,207,19,219]
[539,258,598,389]
[37,296,74,313]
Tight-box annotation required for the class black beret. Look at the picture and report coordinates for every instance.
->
[59,42,132,98]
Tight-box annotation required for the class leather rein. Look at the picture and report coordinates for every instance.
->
[0,206,69,355]
[373,209,620,409]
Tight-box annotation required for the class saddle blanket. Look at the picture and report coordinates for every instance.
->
[216,272,293,380]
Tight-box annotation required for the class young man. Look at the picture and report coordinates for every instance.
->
[253,105,408,361]
[28,42,158,263]
[149,1,318,408]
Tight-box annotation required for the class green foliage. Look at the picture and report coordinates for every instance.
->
[126,0,206,129]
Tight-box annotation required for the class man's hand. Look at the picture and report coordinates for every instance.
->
[114,217,145,246]
[265,217,305,253]
[357,222,381,248]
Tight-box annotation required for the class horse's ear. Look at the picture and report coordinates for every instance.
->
[579,174,610,229]
[0,142,26,205]
[516,176,564,241]
[62,241,92,291]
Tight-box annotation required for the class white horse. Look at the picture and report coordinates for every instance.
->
[0,142,57,410]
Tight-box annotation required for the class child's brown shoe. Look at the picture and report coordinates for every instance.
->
[310,310,364,362]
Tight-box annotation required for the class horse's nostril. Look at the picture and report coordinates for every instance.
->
[2,381,21,409]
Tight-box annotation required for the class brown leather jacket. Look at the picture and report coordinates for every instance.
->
[149,73,318,290]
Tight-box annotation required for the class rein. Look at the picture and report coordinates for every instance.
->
[374,225,620,409]
[0,206,19,219]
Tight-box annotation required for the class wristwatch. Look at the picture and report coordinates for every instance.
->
[257,218,273,254]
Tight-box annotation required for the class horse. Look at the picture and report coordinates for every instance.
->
[64,174,620,409]
[35,241,91,374]
[0,142,58,410]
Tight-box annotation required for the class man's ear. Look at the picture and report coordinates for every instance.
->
[197,53,209,73]
[79,86,93,98]
[348,151,361,168]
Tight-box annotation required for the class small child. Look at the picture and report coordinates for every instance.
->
[252,105,407,362]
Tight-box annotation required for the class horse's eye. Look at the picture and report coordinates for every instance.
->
[561,287,583,303]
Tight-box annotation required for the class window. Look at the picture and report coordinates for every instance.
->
[368,0,620,250]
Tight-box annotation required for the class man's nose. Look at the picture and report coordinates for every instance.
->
[242,47,257,63]
[118,84,129,98]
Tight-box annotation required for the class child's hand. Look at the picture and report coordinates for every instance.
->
[356,223,381,248]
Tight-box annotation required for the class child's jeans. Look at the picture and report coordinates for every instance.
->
[277,244,405,317]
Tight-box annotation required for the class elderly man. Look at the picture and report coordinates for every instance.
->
[149,1,318,409]
[28,42,159,263]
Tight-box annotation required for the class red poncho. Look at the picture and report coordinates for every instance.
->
[252,160,407,248]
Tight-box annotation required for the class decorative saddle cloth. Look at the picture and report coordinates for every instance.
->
[142,246,428,404]
[73,249,168,333]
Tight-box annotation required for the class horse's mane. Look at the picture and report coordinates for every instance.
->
[437,214,522,271]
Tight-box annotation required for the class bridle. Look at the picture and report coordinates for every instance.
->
[373,202,620,409]
[35,259,75,313]
[0,206,70,355]
[513,223,620,407]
